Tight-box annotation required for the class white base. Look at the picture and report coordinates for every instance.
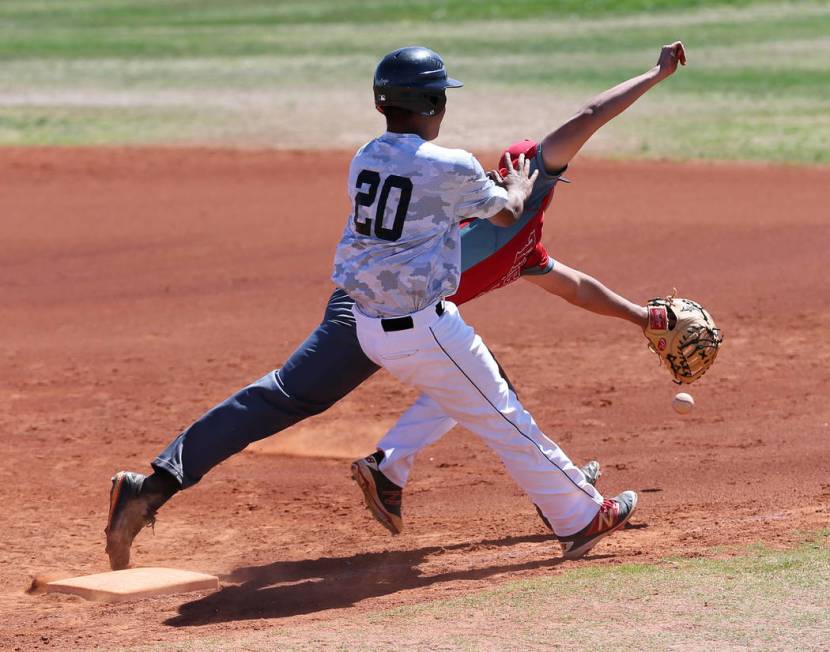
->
[46,567,218,602]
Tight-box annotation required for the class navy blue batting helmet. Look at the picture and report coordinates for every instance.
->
[373,46,463,116]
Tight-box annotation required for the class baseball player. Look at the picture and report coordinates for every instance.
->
[352,39,689,534]
[106,43,686,569]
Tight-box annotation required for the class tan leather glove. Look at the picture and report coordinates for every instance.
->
[644,291,723,384]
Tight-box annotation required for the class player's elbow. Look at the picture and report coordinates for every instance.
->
[551,267,584,304]
[579,103,599,118]
[575,103,607,127]
[559,278,581,304]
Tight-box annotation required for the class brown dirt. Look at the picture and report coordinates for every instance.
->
[1,148,828,650]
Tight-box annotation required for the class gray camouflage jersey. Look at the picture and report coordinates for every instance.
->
[332,131,508,317]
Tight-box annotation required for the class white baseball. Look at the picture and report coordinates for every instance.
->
[672,392,695,414]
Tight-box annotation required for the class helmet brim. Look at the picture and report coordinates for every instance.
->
[416,77,463,91]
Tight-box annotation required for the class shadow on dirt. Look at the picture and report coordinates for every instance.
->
[165,532,614,626]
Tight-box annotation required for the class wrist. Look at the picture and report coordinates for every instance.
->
[636,305,649,329]
[650,65,668,83]
[506,189,524,216]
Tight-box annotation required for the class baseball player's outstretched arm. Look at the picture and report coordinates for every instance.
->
[525,262,648,328]
[541,42,686,173]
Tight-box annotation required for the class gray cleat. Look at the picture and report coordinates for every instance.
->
[558,490,638,560]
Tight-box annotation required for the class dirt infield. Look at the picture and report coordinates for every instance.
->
[2,148,828,650]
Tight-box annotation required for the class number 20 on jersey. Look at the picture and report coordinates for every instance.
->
[353,169,413,242]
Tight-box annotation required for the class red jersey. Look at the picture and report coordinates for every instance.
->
[449,140,567,306]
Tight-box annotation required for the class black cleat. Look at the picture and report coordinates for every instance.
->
[351,453,403,535]
[104,471,158,570]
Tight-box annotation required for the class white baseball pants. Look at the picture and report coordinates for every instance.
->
[352,299,602,536]
[376,391,455,488]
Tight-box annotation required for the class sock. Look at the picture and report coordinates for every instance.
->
[141,469,180,509]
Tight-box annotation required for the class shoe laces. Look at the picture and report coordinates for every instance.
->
[590,498,619,531]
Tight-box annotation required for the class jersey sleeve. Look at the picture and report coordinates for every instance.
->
[454,153,509,221]
[520,241,555,276]
[524,143,568,216]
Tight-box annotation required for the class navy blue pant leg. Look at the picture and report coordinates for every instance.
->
[152,290,379,488]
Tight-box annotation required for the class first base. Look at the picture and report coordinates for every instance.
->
[46,567,218,602]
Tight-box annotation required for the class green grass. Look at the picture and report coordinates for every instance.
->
[0,0,779,33]
[0,106,213,145]
[1,0,829,162]
[137,533,830,651]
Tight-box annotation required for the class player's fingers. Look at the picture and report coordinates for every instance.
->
[504,152,515,173]
[487,169,504,183]
[666,41,685,65]
[676,41,687,65]
[517,153,525,171]
[529,168,539,183]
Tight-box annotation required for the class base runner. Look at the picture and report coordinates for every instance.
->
[105,42,687,569]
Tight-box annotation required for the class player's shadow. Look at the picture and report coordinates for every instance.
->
[164,532,615,627]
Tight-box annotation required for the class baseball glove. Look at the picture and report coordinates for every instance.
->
[643,290,723,384]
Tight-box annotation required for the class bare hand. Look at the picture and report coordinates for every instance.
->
[655,41,686,80]
[486,169,502,184]
[500,152,538,201]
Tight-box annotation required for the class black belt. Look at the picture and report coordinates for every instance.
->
[381,301,445,332]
